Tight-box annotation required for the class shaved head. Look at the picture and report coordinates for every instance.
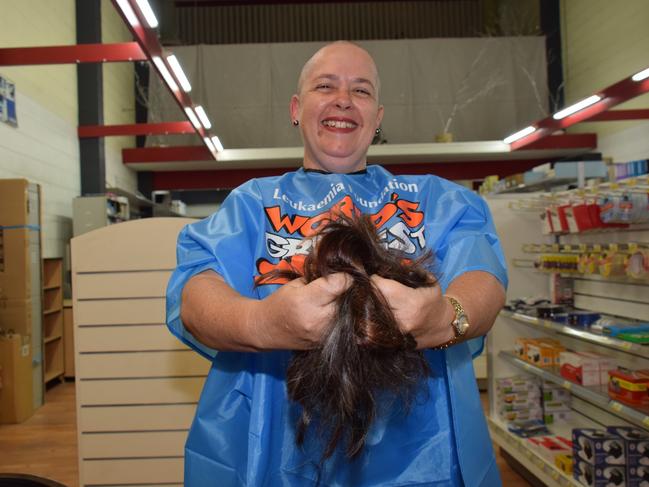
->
[297,41,381,98]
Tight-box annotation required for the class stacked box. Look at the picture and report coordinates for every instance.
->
[515,337,565,367]
[0,333,33,423]
[579,351,616,384]
[573,429,626,486]
[542,381,572,424]
[607,427,649,487]
[496,376,542,422]
[560,352,605,386]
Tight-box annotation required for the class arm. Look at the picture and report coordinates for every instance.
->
[181,269,351,352]
[371,270,506,349]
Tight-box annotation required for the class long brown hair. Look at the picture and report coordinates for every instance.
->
[257,214,436,460]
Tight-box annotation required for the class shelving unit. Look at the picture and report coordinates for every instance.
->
[485,191,649,486]
[42,258,64,384]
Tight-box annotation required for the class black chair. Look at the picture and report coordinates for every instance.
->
[0,474,67,487]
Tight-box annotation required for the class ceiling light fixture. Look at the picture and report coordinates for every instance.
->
[552,95,602,120]
[152,56,178,92]
[632,67,649,82]
[211,136,224,152]
[503,125,536,145]
[166,55,192,92]
[115,0,139,26]
[203,137,216,152]
[184,107,201,129]
[135,0,159,28]
[194,106,212,129]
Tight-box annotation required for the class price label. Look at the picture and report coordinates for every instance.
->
[562,381,572,390]
[611,402,623,412]
[642,417,649,428]
[609,243,619,252]
[629,243,638,253]
[578,243,587,252]
[593,244,602,252]
[524,363,532,371]
[551,470,560,481]
[552,244,560,252]
[562,244,572,252]
[619,341,633,350]
[544,320,553,329]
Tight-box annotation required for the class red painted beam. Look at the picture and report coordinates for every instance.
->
[511,75,649,150]
[0,42,146,65]
[123,145,211,163]
[110,0,213,156]
[587,109,649,121]
[151,159,550,191]
[522,133,597,150]
[79,122,195,138]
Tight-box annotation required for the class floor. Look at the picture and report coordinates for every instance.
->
[0,382,531,487]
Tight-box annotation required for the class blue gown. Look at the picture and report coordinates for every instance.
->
[166,166,508,486]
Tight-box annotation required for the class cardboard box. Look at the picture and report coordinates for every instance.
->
[0,297,34,338]
[0,227,41,300]
[573,459,626,487]
[0,179,40,227]
[607,426,649,486]
[560,352,601,386]
[0,333,34,423]
[573,429,625,465]
[496,376,540,393]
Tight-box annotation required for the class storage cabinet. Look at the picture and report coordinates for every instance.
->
[43,258,64,383]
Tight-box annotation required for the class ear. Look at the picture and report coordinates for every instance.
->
[289,94,300,123]
[375,104,384,130]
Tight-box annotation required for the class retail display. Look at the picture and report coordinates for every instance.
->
[70,217,209,486]
[42,258,64,384]
[486,187,649,487]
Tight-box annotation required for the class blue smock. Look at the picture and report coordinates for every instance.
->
[166,166,508,486]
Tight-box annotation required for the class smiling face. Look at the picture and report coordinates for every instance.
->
[290,42,384,173]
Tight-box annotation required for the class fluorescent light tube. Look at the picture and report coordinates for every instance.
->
[553,95,602,120]
[184,107,201,129]
[166,55,192,92]
[632,67,649,82]
[211,136,224,152]
[503,126,536,144]
[203,137,216,152]
[194,106,212,129]
[152,56,178,91]
[135,0,158,28]
[115,0,139,26]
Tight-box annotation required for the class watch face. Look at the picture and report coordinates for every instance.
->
[455,315,470,335]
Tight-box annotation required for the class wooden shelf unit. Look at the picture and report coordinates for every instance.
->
[42,258,64,384]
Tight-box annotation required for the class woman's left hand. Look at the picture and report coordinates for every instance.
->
[370,275,455,349]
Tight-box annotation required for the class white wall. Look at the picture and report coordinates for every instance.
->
[0,0,79,258]
[0,0,138,258]
[561,0,649,156]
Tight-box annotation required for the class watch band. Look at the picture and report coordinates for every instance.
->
[432,295,467,350]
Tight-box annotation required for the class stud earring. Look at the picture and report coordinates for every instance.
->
[293,120,299,126]
[375,127,382,134]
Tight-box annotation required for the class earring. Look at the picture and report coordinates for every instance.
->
[293,120,299,126]
[375,127,382,134]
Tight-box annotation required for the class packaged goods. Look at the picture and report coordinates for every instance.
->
[607,427,649,487]
[555,453,573,475]
[573,429,625,466]
[560,352,601,386]
[573,459,625,487]
[608,368,649,406]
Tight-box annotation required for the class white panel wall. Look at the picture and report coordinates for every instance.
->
[101,0,137,193]
[561,0,649,144]
[0,0,79,259]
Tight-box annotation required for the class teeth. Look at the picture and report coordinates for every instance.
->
[322,120,356,129]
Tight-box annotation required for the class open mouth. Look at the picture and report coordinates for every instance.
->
[321,118,358,129]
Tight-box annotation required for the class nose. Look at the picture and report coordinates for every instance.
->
[335,89,352,110]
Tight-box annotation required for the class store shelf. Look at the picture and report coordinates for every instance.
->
[488,417,580,487]
[501,310,649,358]
[493,177,577,194]
[499,351,649,429]
[44,368,64,383]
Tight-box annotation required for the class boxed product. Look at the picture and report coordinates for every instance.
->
[544,410,572,424]
[0,333,34,424]
[579,351,615,384]
[543,385,572,403]
[527,435,572,463]
[555,453,573,475]
[499,406,543,422]
[500,397,541,411]
[607,426,649,487]
[498,389,541,404]
[608,368,649,406]
[560,352,601,386]
[526,341,566,368]
[573,459,626,487]
[573,429,625,465]
[507,419,549,438]
[496,376,540,393]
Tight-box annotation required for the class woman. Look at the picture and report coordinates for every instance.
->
[166,41,507,486]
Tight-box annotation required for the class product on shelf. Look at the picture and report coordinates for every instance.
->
[507,419,550,438]
[573,459,625,487]
[606,426,649,487]
[573,429,626,486]
[515,337,565,367]
[536,304,567,319]
[496,375,541,393]
[567,311,602,328]
[542,381,572,424]
[578,351,615,384]
[608,368,649,407]
[626,250,649,280]
[560,351,613,386]
[555,453,574,475]
[497,376,543,422]
[527,435,572,463]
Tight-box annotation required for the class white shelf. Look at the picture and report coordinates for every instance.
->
[501,310,649,358]
[499,351,649,430]
[488,417,581,487]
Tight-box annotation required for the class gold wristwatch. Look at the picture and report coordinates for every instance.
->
[433,296,470,350]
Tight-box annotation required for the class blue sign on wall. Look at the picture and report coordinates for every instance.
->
[0,76,17,127]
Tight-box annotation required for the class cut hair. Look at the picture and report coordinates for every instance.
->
[257,214,436,460]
